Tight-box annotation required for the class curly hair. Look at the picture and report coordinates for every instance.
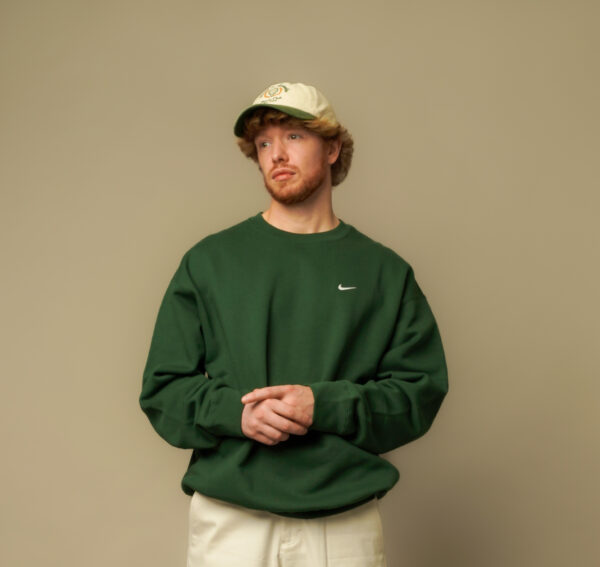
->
[236,108,354,186]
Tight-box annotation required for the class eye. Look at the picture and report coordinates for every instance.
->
[289,133,302,140]
[257,140,270,149]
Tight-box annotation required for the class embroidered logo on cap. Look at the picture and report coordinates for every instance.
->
[262,84,289,100]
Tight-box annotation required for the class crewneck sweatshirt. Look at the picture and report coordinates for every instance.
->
[140,212,448,517]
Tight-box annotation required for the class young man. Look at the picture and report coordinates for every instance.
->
[140,82,448,566]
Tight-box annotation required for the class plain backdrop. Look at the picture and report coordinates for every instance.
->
[1,1,598,566]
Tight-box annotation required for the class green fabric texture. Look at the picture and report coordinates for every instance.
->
[140,212,448,517]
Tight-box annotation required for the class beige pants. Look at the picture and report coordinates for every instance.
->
[187,491,388,567]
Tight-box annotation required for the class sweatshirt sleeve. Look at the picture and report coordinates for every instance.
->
[309,270,448,455]
[139,251,245,449]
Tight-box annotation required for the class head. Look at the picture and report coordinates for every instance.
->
[234,83,354,199]
[237,111,343,205]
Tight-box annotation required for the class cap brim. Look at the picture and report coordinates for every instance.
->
[233,105,317,137]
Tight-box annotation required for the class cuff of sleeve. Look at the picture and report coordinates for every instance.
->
[204,386,245,438]
[309,381,355,436]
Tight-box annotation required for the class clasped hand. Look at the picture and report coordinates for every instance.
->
[241,385,314,446]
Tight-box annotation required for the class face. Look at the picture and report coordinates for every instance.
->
[254,124,340,206]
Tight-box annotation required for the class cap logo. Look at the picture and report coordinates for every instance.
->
[262,84,289,100]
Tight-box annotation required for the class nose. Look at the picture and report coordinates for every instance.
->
[270,137,288,163]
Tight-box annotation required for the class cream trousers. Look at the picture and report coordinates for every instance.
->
[187,491,388,567]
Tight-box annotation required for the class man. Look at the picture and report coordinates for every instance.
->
[140,82,448,566]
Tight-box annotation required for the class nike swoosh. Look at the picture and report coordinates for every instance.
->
[338,284,357,290]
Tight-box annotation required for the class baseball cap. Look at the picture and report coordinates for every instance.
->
[233,82,339,137]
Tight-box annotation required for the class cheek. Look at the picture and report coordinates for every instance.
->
[256,154,268,172]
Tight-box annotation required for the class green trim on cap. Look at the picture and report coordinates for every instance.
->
[234,104,317,137]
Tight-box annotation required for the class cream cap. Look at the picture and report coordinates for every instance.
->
[234,82,339,137]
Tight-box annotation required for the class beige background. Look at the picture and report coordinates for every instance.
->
[1,1,598,566]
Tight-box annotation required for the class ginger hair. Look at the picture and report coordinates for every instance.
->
[236,108,354,186]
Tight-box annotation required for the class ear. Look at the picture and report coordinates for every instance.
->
[326,137,342,165]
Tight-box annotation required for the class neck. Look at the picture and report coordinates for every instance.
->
[262,189,339,234]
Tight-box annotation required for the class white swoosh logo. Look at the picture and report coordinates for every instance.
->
[338,284,357,290]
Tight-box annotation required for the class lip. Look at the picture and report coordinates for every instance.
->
[271,168,296,181]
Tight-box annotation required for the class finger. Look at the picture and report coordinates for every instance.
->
[254,432,284,446]
[264,411,308,436]
[242,387,279,404]
[241,386,289,404]
[268,399,312,429]
[254,402,307,435]
[257,422,290,443]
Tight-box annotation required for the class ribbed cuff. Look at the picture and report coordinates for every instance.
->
[204,386,244,438]
[309,381,354,436]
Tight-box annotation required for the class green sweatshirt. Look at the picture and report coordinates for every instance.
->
[140,212,448,518]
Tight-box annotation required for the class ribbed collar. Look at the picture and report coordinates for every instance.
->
[247,211,351,243]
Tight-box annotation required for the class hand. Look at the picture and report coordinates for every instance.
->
[241,385,315,446]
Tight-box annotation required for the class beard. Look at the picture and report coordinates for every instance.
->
[262,162,330,205]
